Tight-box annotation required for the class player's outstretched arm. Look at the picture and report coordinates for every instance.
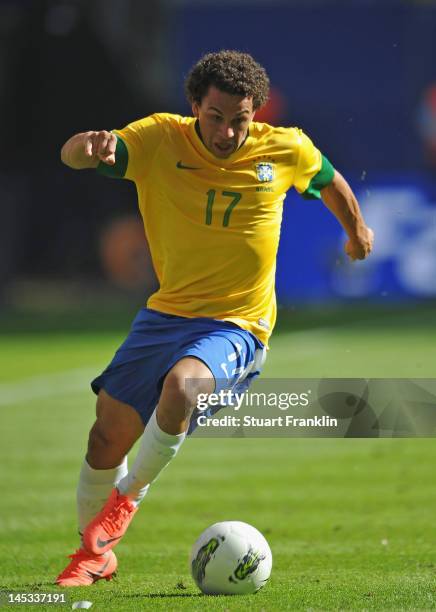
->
[61,130,117,170]
[321,170,374,261]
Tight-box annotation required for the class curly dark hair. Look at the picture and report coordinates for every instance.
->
[185,50,270,110]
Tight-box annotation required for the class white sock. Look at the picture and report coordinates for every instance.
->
[76,457,128,534]
[117,410,186,504]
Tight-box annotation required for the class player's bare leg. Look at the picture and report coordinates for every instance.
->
[83,357,214,555]
[56,392,144,586]
[87,390,145,469]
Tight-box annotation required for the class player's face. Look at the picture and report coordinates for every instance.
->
[192,86,255,158]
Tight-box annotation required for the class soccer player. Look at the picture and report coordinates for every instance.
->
[55,50,373,586]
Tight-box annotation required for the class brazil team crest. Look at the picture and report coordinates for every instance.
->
[255,162,275,183]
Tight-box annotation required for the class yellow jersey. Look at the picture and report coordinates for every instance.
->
[99,113,334,345]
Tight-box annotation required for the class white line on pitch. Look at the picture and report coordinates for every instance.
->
[0,329,334,407]
[0,367,101,406]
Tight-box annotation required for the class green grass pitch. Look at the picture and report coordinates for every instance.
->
[0,306,435,610]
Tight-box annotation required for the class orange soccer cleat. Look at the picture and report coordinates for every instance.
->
[83,488,138,555]
[55,548,117,587]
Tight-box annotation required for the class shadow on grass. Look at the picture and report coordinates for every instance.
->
[124,592,203,599]
[0,583,56,589]
[0,583,205,598]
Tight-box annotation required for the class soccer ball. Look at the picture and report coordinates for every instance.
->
[190,521,272,595]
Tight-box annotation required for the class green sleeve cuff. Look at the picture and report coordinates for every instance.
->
[301,155,335,200]
[96,136,128,178]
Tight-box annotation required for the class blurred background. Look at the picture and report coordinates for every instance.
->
[1,0,436,327]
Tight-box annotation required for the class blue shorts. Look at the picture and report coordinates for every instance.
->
[91,308,265,433]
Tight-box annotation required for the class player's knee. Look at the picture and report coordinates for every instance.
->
[161,369,193,416]
[162,362,213,413]
[86,423,127,469]
[87,421,115,455]
[158,359,215,433]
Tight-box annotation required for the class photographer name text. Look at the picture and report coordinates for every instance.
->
[197,415,338,428]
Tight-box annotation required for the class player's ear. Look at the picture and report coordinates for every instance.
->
[252,103,257,119]
[192,102,200,118]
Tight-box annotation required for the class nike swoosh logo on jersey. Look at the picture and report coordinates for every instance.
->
[96,535,121,548]
[176,160,202,170]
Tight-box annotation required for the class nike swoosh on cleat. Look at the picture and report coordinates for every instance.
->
[85,558,111,579]
[96,536,121,548]
[176,161,202,170]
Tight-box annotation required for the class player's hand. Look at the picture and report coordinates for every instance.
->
[345,227,374,261]
[84,130,117,165]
